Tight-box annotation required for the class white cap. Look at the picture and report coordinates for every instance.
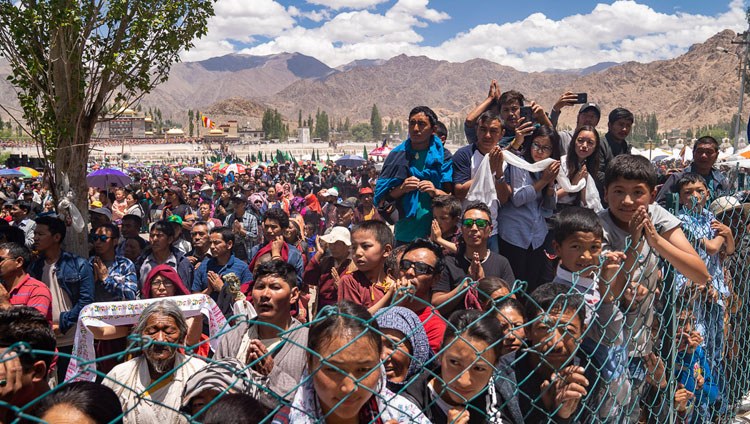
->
[200,184,213,192]
[326,187,339,197]
[320,226,351,246]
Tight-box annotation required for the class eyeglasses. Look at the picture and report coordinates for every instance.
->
[462,218,490,229]
[152,279,174,289]
[694,148,717,156]
[89,234,112,243]
[575,138,596,148]
[532,143,553,153]
[0,256,15,264]
[399,259,436,276]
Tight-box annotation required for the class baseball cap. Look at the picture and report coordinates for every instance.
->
[579,102,601,117]
[231,193,248,202]
[327,188,339,197]
[200,184,213,192]
[335,198,355,209]
[320,226,352,246]
[89,207,112,220]
[359,187,374,195]
[167,214,183,225]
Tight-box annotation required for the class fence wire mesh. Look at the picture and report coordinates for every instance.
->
[2,189,750,423]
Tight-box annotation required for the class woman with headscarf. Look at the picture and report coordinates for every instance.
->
[374,306,434,393]
[86,265,209,357]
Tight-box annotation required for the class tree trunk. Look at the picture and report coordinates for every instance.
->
[53,135,91,258]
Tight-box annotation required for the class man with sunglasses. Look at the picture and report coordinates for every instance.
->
[452,110,509,253]
[431,203,515,317]
[393,238,447,353]
[88,223,137,302]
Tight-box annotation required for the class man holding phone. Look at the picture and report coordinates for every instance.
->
[549,91,601,154]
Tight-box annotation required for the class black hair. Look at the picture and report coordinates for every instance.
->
[524,282,586,330]
[477,110,502,126]
[150,220,176,238]
[126,191,141,203]
[608,107,634,124]
[0,306,56,370]
[35,216,66,243]
[694,136,719,152]
[121,214,143,227]
[604,154,658,190]
[477,276,511,308]
[523,125,561,162]
[126,236,148,250]
[209,226,235,245]
[495,297,526,321]
[432,195,462,219]
[0,226,26,246]
[262,208,290,229]
[498,90,525,108]
[307,301,382,364]
[566,125,600,179]
[98,222,121,240]
[463,201,492,220]
[253,259,297,288]
[442,309,504,360]
[408,106,438,127]
[435,121,448,140]
[552,206,604,244]
[351,220,394,249]
[385,244,408,277]
[675,172,708,192]
[201,393,267,424]
[401,238,445,275]
[0,242,31,270]
[13,200,31,213]
[32,381,123,424]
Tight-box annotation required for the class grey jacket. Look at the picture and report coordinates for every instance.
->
[214,318,309,406]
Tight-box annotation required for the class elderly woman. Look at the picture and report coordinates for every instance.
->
[374,306,433,393]
[375,106,453,245]
[272,301,430,423]
[103,300,207,424]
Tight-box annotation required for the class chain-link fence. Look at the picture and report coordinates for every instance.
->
[3,188,750,423]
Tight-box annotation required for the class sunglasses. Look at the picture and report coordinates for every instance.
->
[89,234,112,243]
[462,218,490,229]
[399,259,436,276]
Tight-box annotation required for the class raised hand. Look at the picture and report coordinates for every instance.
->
[540,365,589,419]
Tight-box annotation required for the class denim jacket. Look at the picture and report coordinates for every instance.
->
[29,251,95,333]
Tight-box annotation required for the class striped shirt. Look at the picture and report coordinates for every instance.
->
[9,274,53,323]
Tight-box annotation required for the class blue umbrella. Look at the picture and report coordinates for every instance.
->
[0,169,25,177]
[335,154,367,169]
[86,168,132,188]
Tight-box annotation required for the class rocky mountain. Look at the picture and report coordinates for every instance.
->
[0,30,744,133]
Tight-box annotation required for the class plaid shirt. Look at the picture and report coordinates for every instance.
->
[90,256,138,301]
[9,274,52,323]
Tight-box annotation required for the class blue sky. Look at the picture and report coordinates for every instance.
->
[184,0,747,71]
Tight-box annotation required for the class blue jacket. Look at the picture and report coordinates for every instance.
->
[29,251,95,333]
[248,242,304,288]
[675,346,720,407]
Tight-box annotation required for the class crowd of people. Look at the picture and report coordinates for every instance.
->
[1,83,749,424]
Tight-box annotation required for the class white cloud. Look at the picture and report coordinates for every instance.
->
[185,0,747,70]
[306,0,388,10]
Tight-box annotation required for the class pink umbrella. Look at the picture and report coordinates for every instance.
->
[369,145,393,157]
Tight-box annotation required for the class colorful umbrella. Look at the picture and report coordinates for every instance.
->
[0,169,25,177]
[369,145,393,157]
[221,163,247,175]
[14,167,40,178]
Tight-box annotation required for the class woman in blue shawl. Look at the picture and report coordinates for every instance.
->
[375,106,453,244]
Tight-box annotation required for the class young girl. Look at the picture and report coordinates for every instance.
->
[402,309,506,423]
[557,125,602,211]
[273,301,430,423]
[498,125,560,292]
